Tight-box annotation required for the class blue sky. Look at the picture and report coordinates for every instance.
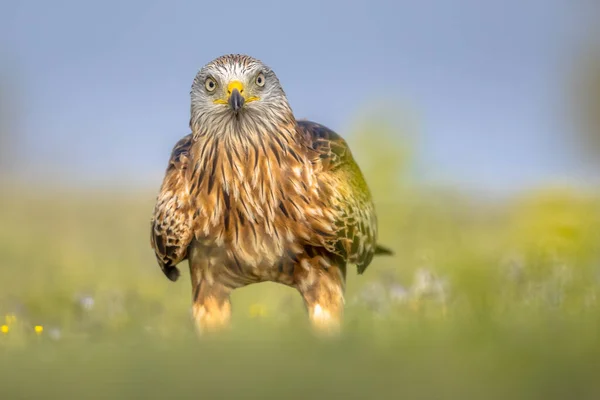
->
[0,0,598,192]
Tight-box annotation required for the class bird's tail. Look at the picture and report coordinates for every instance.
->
[357,245,394,275]
[374,245,393,256]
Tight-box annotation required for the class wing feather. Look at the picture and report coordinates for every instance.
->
[297,120,389,273]
[150,134,194,281]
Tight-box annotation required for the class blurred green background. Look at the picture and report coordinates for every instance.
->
[2,1,600,399]
[2,124,600,398]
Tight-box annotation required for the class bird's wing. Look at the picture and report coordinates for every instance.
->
[150,134,195,281]
[297,120,383,273]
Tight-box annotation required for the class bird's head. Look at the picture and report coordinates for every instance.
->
[190,54,293,133]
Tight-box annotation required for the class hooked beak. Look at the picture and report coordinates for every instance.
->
[228,88,245,112]
[213,80,259,111]
[227,80,245,113]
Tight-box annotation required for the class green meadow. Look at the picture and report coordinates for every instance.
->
[1,127,599,399]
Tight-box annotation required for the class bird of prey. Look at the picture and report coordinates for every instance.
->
[150,54,392,334]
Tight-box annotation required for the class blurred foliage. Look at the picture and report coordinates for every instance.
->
[347,104,417,195]
[1,120,600,398]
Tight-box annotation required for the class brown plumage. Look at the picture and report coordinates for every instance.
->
[150,54,391,334]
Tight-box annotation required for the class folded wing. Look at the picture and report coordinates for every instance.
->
[150,134,195,281]
[298,120,385,274]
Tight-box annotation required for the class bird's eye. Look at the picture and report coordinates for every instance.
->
[256,73,265,87]
[205,77,217,92]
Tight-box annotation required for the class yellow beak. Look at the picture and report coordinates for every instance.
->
[227,81,245,111]
[213,80,259,109]
[227,81,244,96]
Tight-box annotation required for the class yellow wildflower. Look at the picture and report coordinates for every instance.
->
[34,325,43,335]
[249,303,267,318]
[4,314,16,325]
[1,325,8,334]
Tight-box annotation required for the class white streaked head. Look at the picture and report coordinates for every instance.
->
[190,54,293,134]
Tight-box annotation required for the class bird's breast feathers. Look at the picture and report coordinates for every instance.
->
[184,127,337,271]
[151,120,379,282]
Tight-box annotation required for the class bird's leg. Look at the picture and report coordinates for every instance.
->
[296,265,346,335]
[189,266,232,335]
[192,282,232,335]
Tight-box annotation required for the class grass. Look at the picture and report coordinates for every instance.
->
[1,153,600,398]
